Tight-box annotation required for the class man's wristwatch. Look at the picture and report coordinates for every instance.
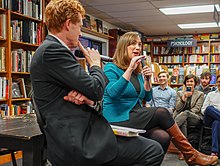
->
[89,101,102,114]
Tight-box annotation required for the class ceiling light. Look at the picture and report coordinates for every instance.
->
[178,22,219,29]
[160,5,220,15]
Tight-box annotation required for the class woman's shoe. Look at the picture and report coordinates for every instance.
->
[167,123,218,166]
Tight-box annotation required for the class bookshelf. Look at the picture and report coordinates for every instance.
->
[0,1,44,117]
[109,28,127,57]
[143,37,220,87]
[82,27,114,40]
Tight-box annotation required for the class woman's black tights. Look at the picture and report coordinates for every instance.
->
[141,107,175,152]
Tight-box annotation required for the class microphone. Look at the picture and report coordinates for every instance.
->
[141,58,146,67]
[141,57,151,80]
[74,50,113,62]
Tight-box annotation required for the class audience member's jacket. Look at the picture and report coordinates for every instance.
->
[174,90,204,119]
[195,85,216,95]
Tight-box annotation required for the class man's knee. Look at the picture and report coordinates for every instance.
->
[132,137,164,166]
[175,111,188,125]
[143,139,164,165]
[205,106,214,115]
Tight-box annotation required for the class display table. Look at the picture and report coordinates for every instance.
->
[0,114,44,166]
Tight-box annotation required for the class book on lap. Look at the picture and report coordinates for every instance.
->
[110,125,146,137]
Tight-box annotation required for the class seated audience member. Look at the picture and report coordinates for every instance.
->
[102,32,218,166]
[147,71,176,115]
[30,1,165,165]
[201,74,220,157]
[174,74,204,137]
[196,71,216,96]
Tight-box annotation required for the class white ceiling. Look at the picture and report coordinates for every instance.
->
[80,0,220,36]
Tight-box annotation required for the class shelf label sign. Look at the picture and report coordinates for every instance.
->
[167,39,197,47]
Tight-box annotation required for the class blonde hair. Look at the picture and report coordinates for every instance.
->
[113,32,142,74]
[45,0,85,33]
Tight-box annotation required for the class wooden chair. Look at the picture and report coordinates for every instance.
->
[0,149,17,166]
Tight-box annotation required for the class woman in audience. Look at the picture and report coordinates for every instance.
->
[102,31,218,166]
[174,74,204,137]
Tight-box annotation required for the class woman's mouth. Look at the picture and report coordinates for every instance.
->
[133,52,139,56]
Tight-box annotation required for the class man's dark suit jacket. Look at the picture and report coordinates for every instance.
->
[30,35,117,166]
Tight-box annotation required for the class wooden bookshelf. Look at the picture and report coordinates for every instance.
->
[82,27,114,40]
[1,2,116,117]
[143,37,220,86]
[11,98,31,102]
[0,8,6,14]
[0,2,44,117]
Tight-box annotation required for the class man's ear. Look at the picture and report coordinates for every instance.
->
[64,19,71,31]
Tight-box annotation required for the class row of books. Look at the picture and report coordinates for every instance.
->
[0,14,6,38]
[11,20,42,44]
[154,54,219,64]
[151,63,220,85]
[0,0,43,20]
[175,65,220,84]
[83,14,106,34]
[210,54,220,62]
[184,54,208,63]
[154,55,183,63]
[153,46,183,54]
[0,47,5,71]
[210,45,220,53]
[0,77,9,99]
[194,33,220,40]
[183,45,209,54]
[11,49,34,73]
[0,102,32,117]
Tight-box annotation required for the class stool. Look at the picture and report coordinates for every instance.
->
[0,149,17,166]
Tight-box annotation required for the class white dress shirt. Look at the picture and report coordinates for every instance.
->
[201,89,220,114]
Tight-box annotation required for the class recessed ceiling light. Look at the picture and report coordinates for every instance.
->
[178,22,219,29]
[160,5,220,15]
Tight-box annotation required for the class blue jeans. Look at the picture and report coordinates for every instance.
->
[203,106,220,153]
